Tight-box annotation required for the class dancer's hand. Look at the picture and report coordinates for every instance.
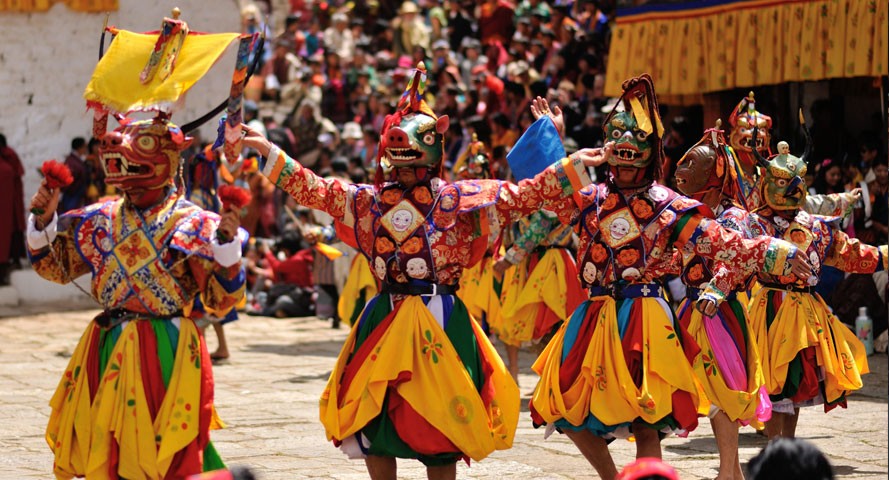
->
[241,123,273,158]
[788,253,814,282]
[217,209,241,244]
[493,258,511,277]
[530,96,565,138]
[849,187,862,203]
[695,299,718,317]
[29,183,60,229]
[571,143,613,168]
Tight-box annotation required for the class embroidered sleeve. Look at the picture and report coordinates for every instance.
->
[824,229,888,273]
[804,191,857,218]
[672,212,799,277]
[27,214,91,285]
[188,253,246,315]
[494,156,592,225]
[699,208,754,305]
[504,210,559,264]
[261,146,365,227]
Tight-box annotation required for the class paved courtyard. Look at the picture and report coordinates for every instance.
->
[1,308,886,479]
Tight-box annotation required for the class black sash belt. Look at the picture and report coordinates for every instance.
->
[94,308,183,328]
[758,282,815,294]
[381,282,459,296]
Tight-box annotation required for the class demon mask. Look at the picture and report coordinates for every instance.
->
[729,92,772,171]
[603,74,665,182]
[100,117,193,192]
[753,111,810,212]
[675,121,745,208]
[376,63,450,183]
[380,112,449,169]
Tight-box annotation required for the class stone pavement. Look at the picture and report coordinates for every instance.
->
[1,309,886,479]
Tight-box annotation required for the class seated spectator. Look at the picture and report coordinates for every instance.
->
[747,438,834,480]
[255,230,316,318]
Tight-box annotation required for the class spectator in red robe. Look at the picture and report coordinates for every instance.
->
[0,134,25,284]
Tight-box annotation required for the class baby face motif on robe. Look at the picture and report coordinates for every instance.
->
[405,257,429,279]
[391,209,414,232]
[582,262,597,284]
[610,218,631,241]
[374,256,387,280]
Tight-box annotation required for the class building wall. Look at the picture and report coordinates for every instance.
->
[0,1,241,204]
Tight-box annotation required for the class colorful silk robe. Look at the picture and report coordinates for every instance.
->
[530,181,800,437]
[260,146,589,461]
[498,210,584,346]
[29,192,245,479]
[676,201,768,424]
[746,207,887,408]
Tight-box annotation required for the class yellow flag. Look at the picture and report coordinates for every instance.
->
[85,30,241,113]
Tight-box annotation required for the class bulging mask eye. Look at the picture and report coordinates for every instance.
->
[137,136,158,151]
[775,178,788,187]
[423,132,436,145]
[611,129,622,139]
[635,130,649,142]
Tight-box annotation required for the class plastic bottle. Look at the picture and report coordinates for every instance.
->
[855,306,874,356]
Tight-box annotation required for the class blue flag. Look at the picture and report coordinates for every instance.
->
[507,117,566,181]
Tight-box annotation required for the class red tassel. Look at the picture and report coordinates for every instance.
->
[218,184,252,211]
[40,160,74,189]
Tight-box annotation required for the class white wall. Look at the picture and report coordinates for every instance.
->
[0,1,242,204]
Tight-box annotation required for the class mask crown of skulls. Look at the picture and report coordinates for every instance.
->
[753,109,811,212]
[729,91,773,156]
[377,63,450,180]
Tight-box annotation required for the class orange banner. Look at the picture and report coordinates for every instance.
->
[606,0,888,96]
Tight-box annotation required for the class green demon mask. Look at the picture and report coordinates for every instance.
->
[380,111,450,169]
[605,111,653,169]
[753,124,808,212]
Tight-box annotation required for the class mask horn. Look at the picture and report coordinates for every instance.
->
[751,127,769,168]
[798,108,812,165]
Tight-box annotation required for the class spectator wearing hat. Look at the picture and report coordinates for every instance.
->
[393,1,430,57]
[556,79,583,132]
[515,0,551,25]
[458,37,486,87]
[324,12,355,62]
[430,39,456,77]
[478,0,515,45]
[427,0,448,41]
[339,121,365,159]
[515,15,534,38]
